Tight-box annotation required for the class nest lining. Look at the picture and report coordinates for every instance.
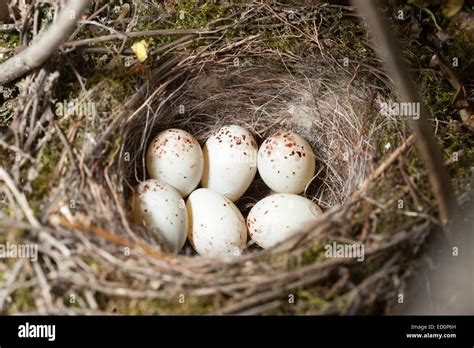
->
[120,56,390,254]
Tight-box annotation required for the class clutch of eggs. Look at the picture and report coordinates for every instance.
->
[133,126,322,256]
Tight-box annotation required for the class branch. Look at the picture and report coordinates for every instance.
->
[0,0,89,85]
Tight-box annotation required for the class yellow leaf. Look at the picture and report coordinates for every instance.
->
[442,0,463,18]
[131,40,149,62]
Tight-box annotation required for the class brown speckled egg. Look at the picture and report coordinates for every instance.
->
[247,193,322,249]
[257,132,315,194]
[201,125,258,202]
[130,179,188,253]
[146,129,203,197]
[186,188,247,257]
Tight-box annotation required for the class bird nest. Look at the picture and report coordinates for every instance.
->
[123,59,380,211]
[1,2,459,315]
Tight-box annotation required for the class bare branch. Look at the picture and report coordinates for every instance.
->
[0,0,88,85]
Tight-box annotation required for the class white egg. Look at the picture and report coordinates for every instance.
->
[247,193,322,249]
[146,128,203,197]
[130,179,188,253]
[201,125,258,202]
[186,188,247,257]
[257,132,315,194]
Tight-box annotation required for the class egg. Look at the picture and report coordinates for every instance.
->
[201,125,258,201]
[257,132,315,194]
[186,188,247,257]
[146,128,203,197]
[247,193,322,249]
[130,179,188,253]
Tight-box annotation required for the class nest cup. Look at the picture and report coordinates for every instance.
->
[120,54,388,254]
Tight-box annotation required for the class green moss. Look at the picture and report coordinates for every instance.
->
[84,58,142,112]
[378,128,400,156]
[442,130,474,195]
[297,289,329,307]
[418,70,455,120]
[7,287,36,314]
[29,140,63,216]
[302,245,326,265]
[258,27,306,54]
[62,295,82,309]
[100,295,214,315]
[175,2,220,28]
[0,32,19,61]
[134,0,235,33]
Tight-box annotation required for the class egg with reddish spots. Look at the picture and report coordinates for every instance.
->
[146,129,203,197]
[130,179,188,253]
[201,125,258,202]
[186,188,247,257]
[247,194,322,249]
[257,132,315,194]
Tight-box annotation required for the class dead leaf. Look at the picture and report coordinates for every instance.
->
[130,63,145,74]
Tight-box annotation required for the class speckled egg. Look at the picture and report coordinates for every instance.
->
[146,129,203,197]
[130,179,188,253]
[257,132,315,194]
[201,125,258,202]
[186,188,247,257]
[247,193,322,249]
